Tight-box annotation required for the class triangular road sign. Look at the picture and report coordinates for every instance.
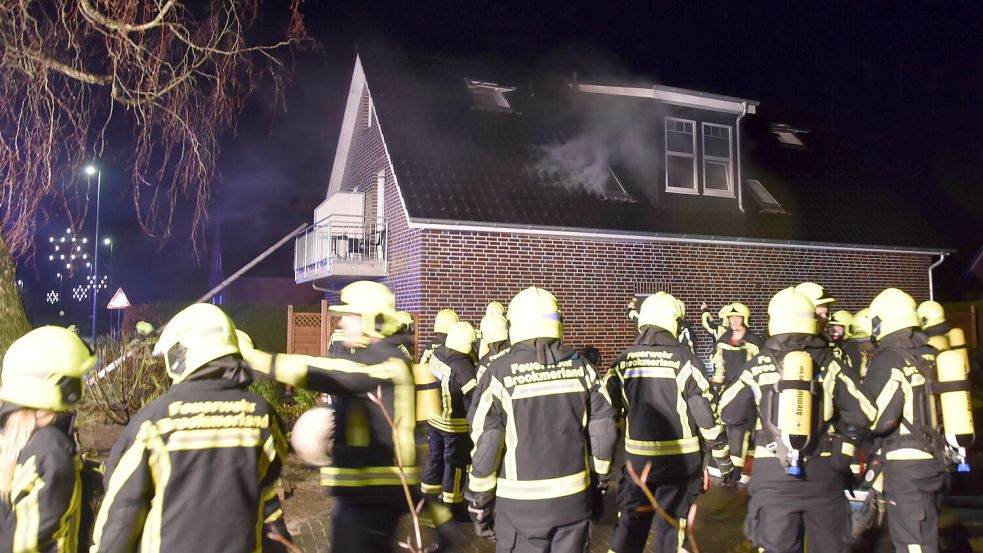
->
[106,287,131,310]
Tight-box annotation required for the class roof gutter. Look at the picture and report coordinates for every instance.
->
[928,252,949,300]
[736,101,749,213]
[406,217,952,257]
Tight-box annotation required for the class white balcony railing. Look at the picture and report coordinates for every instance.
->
[294,215,388,283]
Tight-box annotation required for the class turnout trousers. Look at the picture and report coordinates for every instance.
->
[494,514,591,553]
[745,458,852,553]
[421,425,471,504]
[609,468,702,553]
[883,459,946,553]
[727,422,753,470]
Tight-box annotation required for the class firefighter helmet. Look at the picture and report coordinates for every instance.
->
[675,299,687,319]
[235,329,255,353]
[849,309,872,339]
[328,281,401,339]
[480,312,508,345]
[917,300,946,329]
[794,282,835,307]
[434,309,460,334]
[637,292,681,337]
[720,302,751,324]
[394,311,415,333]
[868,288,920,339]
[507,287,562,343]
[485,301,505,317]
[445,322,476,355]
[0,326,95,412]
[154,303,240,383]
[290,407,335,466]
[768,288,818,336]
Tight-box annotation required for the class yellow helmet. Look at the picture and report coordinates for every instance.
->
[0,326,96,412]
[445,322,476,355]
[637,292,680,337]
[768,288,818,335]
[675,298,687,319]
[828,310,854,328]
[485,301,505,317]
[868,288,920,339]
[507,287,563,343]
[434,309,460,334]
[719,302,751,323]
[850,308,872,339]
[235,329,255,353]
[329,281,401,339]
[917,300,946,329]
[154,303,240,383]
[480,312,509,345]
[794,282,835,307]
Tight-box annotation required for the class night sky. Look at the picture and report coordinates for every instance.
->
[17,1,983,323]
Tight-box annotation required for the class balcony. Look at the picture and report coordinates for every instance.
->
[294,214,388,283]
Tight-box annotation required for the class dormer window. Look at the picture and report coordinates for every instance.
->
[770,123,809,149]
[665,118,697,194]
[467,80,515,111]
[702,123,733,197]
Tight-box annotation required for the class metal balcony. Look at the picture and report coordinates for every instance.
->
[294,215,388,283]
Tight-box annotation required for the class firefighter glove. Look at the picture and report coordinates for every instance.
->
[718,458,739,487]
[465,490,496,542]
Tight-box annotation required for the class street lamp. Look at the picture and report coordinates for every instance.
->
[85,164,102,343]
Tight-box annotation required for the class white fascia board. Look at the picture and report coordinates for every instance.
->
[578,83,758,115]
[326,56,367,198]
[405,217,949,257]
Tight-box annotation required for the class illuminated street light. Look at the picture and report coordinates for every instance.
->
[84,165,97,176]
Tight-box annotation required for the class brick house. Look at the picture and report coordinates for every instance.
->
[293,50,949,363]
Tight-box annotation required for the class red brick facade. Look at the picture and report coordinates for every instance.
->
[337,82,933,365]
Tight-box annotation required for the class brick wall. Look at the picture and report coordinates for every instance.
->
[415,230,932,366]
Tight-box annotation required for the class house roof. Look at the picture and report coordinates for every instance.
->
[352,50,948,254]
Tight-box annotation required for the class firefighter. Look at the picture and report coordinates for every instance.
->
[863,288,948,553]
[91,304,291,553]
[466,286,617,551]
[421,309,460,366]
[794,282,835,326]
[843,309,875,380]
[719,288,876,553]
[917,300,951,351]
[703,302,764,476]
[421,322,478,516]
[240,281,453,551]
[0,326,93,553]
[479,302,509,361]
[627,297,694,353]
[605,293,735,553]
[827,310,862,381]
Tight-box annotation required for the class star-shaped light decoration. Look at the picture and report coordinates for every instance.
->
[46,290,60,304]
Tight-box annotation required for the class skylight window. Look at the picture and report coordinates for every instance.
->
[770,123,809,148]
[746,179,787,214]
[467,80,515,111]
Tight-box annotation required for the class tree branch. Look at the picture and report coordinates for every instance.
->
[79,0,177,34]
[23,50,113,86]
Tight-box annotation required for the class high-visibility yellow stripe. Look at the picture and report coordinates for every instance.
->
[143,424,171,553]
[462,379,477,395]
[593,457,611,474]
[427,417,469,433]
[496,470,590,500]
[908,544,923,552]
[885,448,935,461]
[167,428,262,451]
[500,387,519,480]
[625,436,700,456]
[621,366,677,379]
[263,508,283,524]
[421,483,442,494]
[469,472,497,493]
[510,378,585,399]
[319,466,421,487]
[841,441,856,457]
[468,379,502,492]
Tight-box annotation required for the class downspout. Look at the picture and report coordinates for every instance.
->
[928,252,948,300]
[736,101,749,213]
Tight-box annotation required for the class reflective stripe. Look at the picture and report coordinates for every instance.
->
[469,472,497,493]
[11,457,41,552]
[497,470,590,500]
[263,508,283,524]
[885,448,935,461]
[625,436,700,456]
[462,379,477,395]
[622,366,676,379]
[908,544,923,553]
[593,457,611,475]
[91,421,154,549]
[167,428,262,450]
[511,378,585,400]
[320,466,421,487]
[427,417,469,433]
[421,483,442,494]
[842,441,856,457]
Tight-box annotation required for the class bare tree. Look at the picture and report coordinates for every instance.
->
[0,0,308,352]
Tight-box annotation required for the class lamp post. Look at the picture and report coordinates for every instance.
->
[85,164,101,343]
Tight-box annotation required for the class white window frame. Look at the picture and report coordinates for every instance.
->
[366,97,374,129]
[665,117,698,194]
[702,122,734,198]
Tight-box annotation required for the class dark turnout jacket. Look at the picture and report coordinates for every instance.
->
[468,339,617,532]
[91,364,287,553]
[605,328,731,479]
[0,426,82,553]
[428,348,477,433]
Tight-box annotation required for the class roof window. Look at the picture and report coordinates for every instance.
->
[770,123,809,148]
[467,80,515,111]
[745,179,787,214]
